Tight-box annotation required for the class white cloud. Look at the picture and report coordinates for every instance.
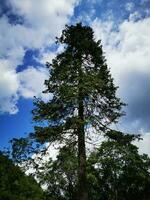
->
[134,133,150,157]
[107,18,150,81]
[92,19,114,47]
[0,0,79,114]
[0,96,19,114]
[37,45,65,65]
[129,11,142,21]
[0,59,19,114]
[18,66,50,100]
[92,17,150,132]
[92,17,150,74]
[8,0,78,37]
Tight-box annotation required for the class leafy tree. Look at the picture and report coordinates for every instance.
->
[36,131,150,200]
[87,131,150,200]
[10,23,125,200]
[31,23,124,200]
[0,151,44,200]
[37,145,78,200]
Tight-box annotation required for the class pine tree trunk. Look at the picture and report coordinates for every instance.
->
[77,108,88,200]
[77,80,88,200]
[77,133,88,200]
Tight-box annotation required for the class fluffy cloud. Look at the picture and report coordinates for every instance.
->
[92,17,150,132]
[9,0,77,24]
[7,0,79,43]
[37,45,65,65]
[0,0,79,114]
[134,133,150,157]
[0,59,19,114]
[18,66,49,100]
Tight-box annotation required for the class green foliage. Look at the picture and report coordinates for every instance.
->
[30,23,125,200]
[87,133,150,200]
[38,145,78,200]
[0,152,44,200]
[38,132,150,200]
[10,23,126,199]
[31,23,125,145]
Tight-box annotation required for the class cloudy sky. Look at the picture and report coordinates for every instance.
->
[0,0,150,154]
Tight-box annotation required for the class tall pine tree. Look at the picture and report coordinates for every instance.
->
[29,23,124,200]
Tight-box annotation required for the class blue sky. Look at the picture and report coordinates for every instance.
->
[0,0,150,153]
